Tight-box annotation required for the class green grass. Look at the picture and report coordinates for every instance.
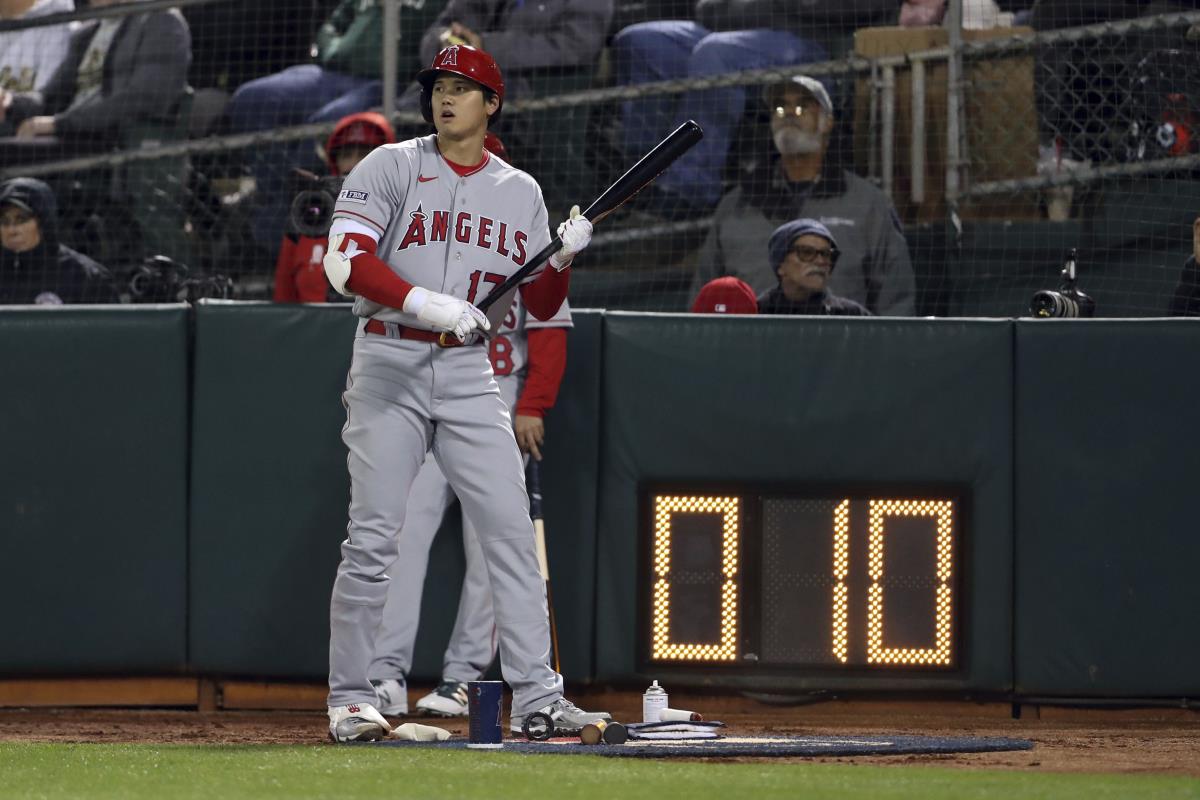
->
[2,743,1197,800]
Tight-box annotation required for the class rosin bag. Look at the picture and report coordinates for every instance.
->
[625,720,726,741]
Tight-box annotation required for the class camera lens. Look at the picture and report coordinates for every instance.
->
[290,189,337,238]
[1030,290,1080,318]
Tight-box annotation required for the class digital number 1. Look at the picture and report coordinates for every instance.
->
[832,499,955,666]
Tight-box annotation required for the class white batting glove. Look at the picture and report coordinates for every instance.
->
[403,287,491,341]
[549,205,592,271]
[451,303,490,342]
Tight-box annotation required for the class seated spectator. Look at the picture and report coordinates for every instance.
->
[0,0,190,167]
[0,177,117,304]
[223,0,444,262]
[900,0,1020,27]
[689,74,915,315]
[757,219,868,315]
[225,0,439,133]
[0,0,76,136]
[414,0,614,106]
[691,275,758,313]
[274,111,396,303]
[612,0,896,210]
[184,0,347,93]
[1169,216,1200,316]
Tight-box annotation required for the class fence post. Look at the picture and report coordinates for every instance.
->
[382,0,400,121]
[945,0,964,208]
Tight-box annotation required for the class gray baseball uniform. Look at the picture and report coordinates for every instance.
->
[369,295,572,685]
[326,134,564,716]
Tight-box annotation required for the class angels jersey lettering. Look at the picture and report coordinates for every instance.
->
[331,135,551,328]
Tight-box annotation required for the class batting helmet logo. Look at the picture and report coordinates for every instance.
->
[417,45,505,127]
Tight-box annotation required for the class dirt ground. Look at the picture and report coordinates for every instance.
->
[1,689,1197,776]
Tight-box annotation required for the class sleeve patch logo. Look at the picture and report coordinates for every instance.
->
[339,190,370,204]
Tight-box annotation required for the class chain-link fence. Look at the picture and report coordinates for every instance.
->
[1,0,1198,315]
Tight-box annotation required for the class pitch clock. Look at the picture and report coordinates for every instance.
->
[640,485,965,675]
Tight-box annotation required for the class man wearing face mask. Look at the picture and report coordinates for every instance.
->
[688,74,914,316]
[757,218,869,315]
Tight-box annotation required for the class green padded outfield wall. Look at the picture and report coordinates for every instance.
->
[189,302,357,678]
[188,303,602,682]
[0,307,189,673]
[1015,320,1200,697]
[595,314,1015,691]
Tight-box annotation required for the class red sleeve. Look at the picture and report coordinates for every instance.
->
[515,327,568,418]
[340,233,416,309]
[273,236,299,302]
[518,265,570,321]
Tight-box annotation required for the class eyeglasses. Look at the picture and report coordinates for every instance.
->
[790,244,839,265]
[0,212,34,228]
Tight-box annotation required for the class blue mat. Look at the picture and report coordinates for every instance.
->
[370,734,1034,759]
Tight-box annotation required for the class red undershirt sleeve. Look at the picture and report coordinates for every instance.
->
[515,328,568,418]
[519,265,570,321]
[339,232,417,309]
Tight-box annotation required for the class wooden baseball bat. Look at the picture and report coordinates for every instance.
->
[526,458,561,674]
[439,120,704,345]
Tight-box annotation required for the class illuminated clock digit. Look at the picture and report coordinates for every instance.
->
[651,495,740,661]
[866,499,955,666]
[831,499,851,663]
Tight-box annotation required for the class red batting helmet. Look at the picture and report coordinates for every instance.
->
[325,112,395,175]
[483,131,509,163]
[418,45,505,127]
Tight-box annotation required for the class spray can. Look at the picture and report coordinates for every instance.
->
[642,680,668,723]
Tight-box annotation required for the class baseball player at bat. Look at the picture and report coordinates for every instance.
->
[323,43,609,743]
[368,289,572,719]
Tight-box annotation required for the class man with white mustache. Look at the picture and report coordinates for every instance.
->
[756,218,869,315]
[689,74,914,316]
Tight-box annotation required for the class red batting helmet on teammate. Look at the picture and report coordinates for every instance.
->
[418,45,505,127]
[483,131,509,163]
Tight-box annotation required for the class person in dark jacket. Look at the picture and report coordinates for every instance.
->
[0,177,118,304]
[1169,216,1200,316]
[756,218,870,316]
[612,0,897,209]
[0,0,190,166]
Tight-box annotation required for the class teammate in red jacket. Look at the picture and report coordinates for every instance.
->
[273,112,396,302]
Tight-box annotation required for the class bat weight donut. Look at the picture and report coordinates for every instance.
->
[521,711,555,741]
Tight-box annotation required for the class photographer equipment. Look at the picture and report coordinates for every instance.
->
[1030,249,1096,318]
[127,255,234,304]
[289,169,344,239]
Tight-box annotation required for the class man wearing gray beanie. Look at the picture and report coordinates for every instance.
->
[757,218,869,316]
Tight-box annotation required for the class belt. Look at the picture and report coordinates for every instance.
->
[363,318,476,347]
